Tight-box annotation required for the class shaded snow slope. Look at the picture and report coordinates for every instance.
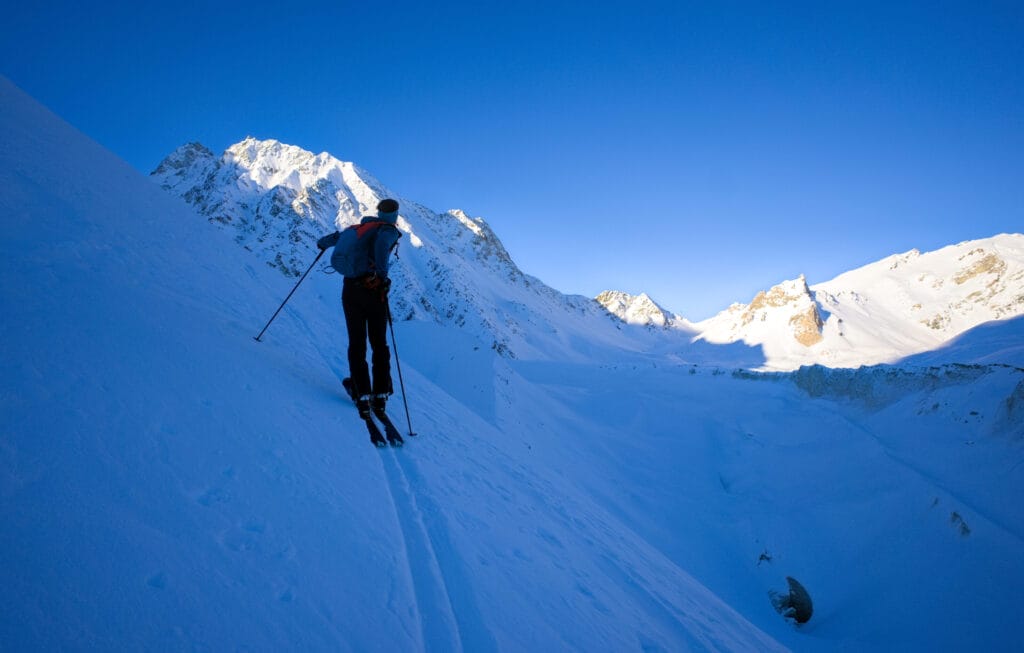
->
[897,315,1024,368]
[509,359,1024,651]
[1,77,783,651]
[4,74,1024,653]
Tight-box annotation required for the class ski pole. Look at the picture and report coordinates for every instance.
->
[254,248,326,342]
[386,298,416,436]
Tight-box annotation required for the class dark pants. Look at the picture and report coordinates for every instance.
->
[342,278,392,398]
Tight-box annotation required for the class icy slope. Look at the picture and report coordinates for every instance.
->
[1,76,785,651]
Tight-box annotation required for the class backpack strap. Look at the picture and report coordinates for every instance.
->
[353,219,402,237]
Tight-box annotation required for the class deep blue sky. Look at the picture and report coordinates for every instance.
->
[3,1,1022,318]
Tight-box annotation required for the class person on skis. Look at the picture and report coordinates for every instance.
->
[317,198,402,418]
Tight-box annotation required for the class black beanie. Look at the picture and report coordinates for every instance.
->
[378,199,399,214]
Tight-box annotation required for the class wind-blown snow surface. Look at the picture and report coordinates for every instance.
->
[3,75,1024,652]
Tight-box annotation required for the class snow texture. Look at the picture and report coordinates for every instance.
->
[3,74,1024,652]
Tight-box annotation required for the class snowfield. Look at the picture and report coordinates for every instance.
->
[2,75,1023,651]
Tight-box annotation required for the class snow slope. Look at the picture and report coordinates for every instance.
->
[3,75,1024,652]
[0,77,779,651]
[697,236,1024,369]
[898,315,1024,368]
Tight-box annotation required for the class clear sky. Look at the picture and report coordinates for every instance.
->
[3,1,1022,319]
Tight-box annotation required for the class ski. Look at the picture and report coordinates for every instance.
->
[342,378,401,450]
[344,377,402,447]
[363,416,388,448]
[373,409,404,447]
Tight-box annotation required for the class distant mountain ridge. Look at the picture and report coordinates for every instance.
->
[153,137,1024,369]
[595,290,684,328]
[696,234,1024,368]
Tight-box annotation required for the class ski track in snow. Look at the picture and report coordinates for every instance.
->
[375,450,462,652]
[383,452,499,653]
[287,303,496,651]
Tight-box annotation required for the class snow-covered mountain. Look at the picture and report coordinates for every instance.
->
[153,137,640,361]
[696,236,1024,369]
[154,137,1024,371]
[696,275,825,356]
[595,290,687,328]
[4,75,1024,652]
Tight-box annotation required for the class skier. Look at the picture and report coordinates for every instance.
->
[318,198,402,419]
